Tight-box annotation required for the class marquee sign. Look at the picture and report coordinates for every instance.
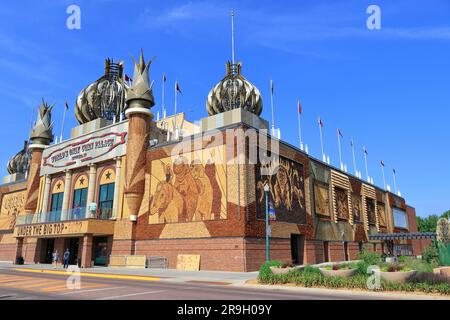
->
[13,219,115,238]
[41,122,128,175]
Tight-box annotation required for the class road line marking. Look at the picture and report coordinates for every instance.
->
[0,277,29,283]
[16,280,64,289]
[98,290,166,300]
[60,286,127,295]
[14,268,160,282]
[43,283,105,293]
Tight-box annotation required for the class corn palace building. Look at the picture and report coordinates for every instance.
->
[0,53,425,271]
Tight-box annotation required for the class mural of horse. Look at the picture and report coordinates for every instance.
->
[150,181,184,223]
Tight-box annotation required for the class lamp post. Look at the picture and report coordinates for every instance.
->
[264,182,270,262]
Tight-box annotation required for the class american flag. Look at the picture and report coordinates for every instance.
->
[270,80,274,96]
[381,160,385,167]
[65,101,69,110]
[363,146,368,155]
[125,74,132,82]
[163,73,166,82]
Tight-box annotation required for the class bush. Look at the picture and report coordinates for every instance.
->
[258,260,282,282]
[303,265,321,275]
[356,250,382,275]
[422,243,440,265]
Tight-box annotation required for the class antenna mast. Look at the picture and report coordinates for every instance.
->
[231,10,235,64]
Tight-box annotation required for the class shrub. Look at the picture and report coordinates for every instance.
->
[303,265,321,275]
[356,250,382,275]
[258,260,282,282]
[422,242,440,265]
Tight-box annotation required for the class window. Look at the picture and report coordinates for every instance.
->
[99,183,114,219]
[72,188,87,220]
[367,199,376,225]
[393,208,408,229]
[49,192,63,221]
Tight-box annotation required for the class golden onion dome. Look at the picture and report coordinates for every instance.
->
[206,62,262,116]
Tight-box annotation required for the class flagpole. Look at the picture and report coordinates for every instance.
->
[174,80,178,138]
[60,102,67,142]
[337,129,343,170]
[297,100,303,150]
[270,80,275,136]
[363,146,369,182]
[381,162,386,190]
[351,138,357,176]
[318,117,325,162]
[393,169,398,194]
[231,11,235,65]
[162,74,166,118]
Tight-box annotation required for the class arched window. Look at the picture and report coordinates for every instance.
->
[98,168,115,219]
[49,179,64,222]
[72,174,88,220]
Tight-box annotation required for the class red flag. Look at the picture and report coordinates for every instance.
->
[125,74,132,82]
[297,100,302,114]
[163,73,167,82]
[175,81,182,94]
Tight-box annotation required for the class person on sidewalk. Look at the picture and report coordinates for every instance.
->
[63,249,70,269]
[52,250,60,269]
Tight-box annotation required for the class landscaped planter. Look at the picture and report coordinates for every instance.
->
[378,270,417,283]
[319,268,357,278]
[270,266,296,275]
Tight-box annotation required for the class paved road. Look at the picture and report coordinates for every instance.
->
[0,268,396,300]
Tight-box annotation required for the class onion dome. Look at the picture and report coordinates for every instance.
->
[75,58,127,124]
[6,141,30,175]
[206,62,263,116]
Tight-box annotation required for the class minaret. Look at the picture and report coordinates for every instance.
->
[24,99,54,214]
[124,50,155,221]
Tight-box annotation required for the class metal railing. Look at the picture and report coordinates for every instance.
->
[15,207,113,226]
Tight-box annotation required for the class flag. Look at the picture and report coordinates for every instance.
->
[350,139,354,147]
[163,73,166,82]
[381,160,385,167]
[338,128,343,138]
[297,100,302,114]
[270,80,274,96]
[318,117,323,127]
[363,146,368,155]
[393,168,396,175]
[125,74,132,82]
[175,81,182,94]
[65,101,69,110]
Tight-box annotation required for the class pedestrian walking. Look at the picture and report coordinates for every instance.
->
[52,250,60,268]
[63,249,70,269]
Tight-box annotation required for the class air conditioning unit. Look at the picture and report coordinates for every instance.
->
[130,215,137,222]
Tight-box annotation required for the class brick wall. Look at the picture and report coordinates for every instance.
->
[244,237,292,271]
[328,242,345,262]
[133,237,247,272]
[304,240,325,264]
[348,242,361,260]
[0,242,15,261]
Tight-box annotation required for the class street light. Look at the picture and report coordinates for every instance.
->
[264,182,270,262]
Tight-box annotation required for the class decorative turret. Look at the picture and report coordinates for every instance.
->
[75,58,126,124]
[29,99,54,147]
[6,141,30,175]
[123,50,155,222]
[206,61,263,116]
[24,99,54,214]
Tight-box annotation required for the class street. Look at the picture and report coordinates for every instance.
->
[0,268,420,300]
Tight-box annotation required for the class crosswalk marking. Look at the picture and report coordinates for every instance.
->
[43,283,105,293]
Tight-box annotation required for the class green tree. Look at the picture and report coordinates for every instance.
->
[416,210,450,232]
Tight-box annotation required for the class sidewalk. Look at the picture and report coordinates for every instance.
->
[0,262,258,286]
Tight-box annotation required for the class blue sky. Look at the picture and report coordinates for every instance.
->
[0,0,449,217]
